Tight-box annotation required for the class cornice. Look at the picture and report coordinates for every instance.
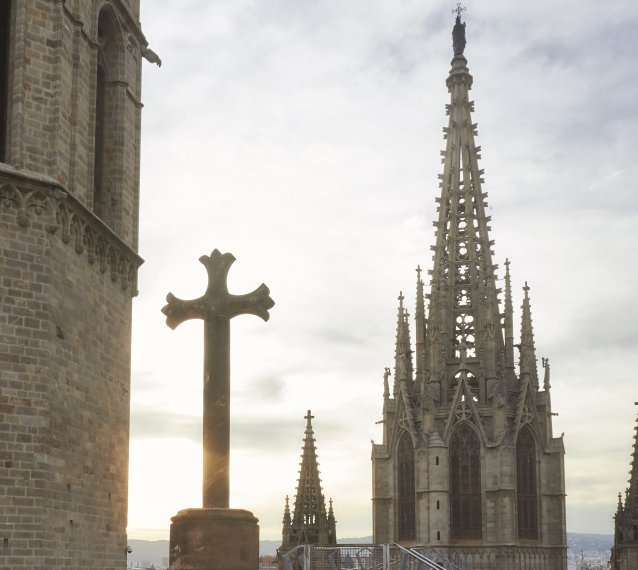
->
[0,165,143,297]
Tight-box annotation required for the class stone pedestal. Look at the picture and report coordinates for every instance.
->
[169,508,259,570]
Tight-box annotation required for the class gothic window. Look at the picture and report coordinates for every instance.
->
[397,432,415,541]
[0,1,12,162]
[93,7,122,226]
[516,426,538,539]
[450,423,482,539]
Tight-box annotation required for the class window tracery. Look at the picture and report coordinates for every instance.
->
[397,432,415,541]
[516,426,538,539]
[450,423,482,539]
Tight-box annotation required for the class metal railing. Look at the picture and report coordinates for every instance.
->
[280,543,470,570]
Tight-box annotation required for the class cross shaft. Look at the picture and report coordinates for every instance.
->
[162,249,274,508]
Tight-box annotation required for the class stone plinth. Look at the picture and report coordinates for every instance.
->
[170,508,259,570]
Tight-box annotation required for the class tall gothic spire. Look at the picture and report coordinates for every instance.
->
[425,11,505,404]
[280,411,336,553]
[372,13,566,560]
[292,411,326,528]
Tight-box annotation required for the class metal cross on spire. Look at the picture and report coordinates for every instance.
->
[452,3,466,18]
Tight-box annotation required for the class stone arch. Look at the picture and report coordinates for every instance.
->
[449,422,482,539]
[516,425,539,539]
[396,430,415,541]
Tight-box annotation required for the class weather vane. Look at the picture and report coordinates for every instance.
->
[452,3,466,19]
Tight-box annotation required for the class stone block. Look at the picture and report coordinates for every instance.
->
[170,508,259,570]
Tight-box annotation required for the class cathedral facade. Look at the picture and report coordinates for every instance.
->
[0,2,154,568]
[371,15,567,570]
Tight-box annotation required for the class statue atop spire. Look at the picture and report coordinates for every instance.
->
[452,3,467,57]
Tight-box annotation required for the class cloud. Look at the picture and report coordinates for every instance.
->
[130,0,638,540]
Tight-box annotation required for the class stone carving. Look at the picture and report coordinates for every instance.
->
[162,249,274,508]
[0,178,141,294]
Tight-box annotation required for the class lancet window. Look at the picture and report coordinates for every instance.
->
[516,426,538,539]
[93,7,122,226]
[450,423,482,539]
[397,432,416,541]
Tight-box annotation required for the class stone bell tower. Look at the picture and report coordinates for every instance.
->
[371,11,567,570]
[0,2,156,568]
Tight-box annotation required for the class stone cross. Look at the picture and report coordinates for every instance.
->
[162,249,274,509]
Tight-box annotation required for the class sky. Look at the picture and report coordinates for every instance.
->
[127,0,638,541]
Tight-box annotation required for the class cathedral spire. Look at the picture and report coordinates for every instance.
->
[281,411,336,550]
[425,13,505,404]
[279,412,337,557]
[292,411,327,528]
[519,283,539,389]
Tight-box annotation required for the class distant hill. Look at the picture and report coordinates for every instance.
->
[566,532,613,554]
[127,532,613,567]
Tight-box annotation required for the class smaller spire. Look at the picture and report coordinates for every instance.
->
[414,266,427,391]
[283,495,291,526]
[519,282,539,389]
[393,292,408,395]
[504,258,515,372]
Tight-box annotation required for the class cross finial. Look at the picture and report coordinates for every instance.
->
[305,410,314,427]
[452,3,466,19]
[398,291,404,303]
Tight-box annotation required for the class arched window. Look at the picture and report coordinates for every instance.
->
[93,7,122,226]
[450,423,482,539]
[516,426,538,539]
[0,0,12,162]
[397,432,415,541]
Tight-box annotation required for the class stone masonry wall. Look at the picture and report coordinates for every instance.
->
[0,169,140,569]
[0,0,146,567]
